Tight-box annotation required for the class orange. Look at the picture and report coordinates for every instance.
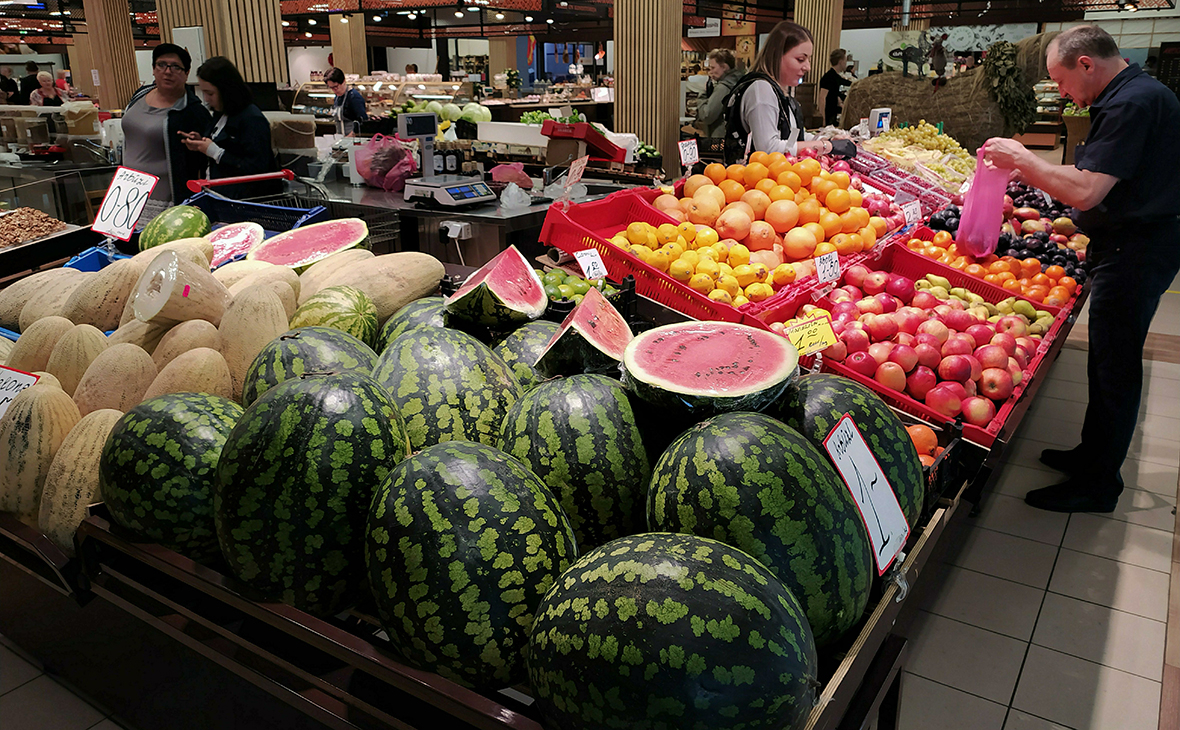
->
[686,196,721,226]
[764,200,800,233]
[811,178,837,201]
[825,188,851,214]
[907,424,938,456]
[703,163,728,185]
[1058,276,1077,294]
[1021,257,1042,278]
[797,157,822,179]
[988,260,1011,275]
[831,233,858,255]
[794,189,811,205]
[965,263,987,278]
[793,162,815,187]
[754,177,777,195]
[839,210,862,234]
[683,174,714,198]
[919,454,937,467]
[767,151,788,166]
[1048,285,1071,301]
[782,227,818,259]
[950,257,968,270]
[1031,272,1052,287]
[726,164,746,183]
[678,197,695,214]
[722,201,756,220]
[1044,293,1069,307]
[777,170,803,192]
[819,211,843,239]
[857,225,876,249]
[851,207,870,229]
[767,160,791,180]
[797,198,822,225]
[743,162,770,188]
[814,241,838,256]
[848,188,863,208]
[803,222,827,244]
[1044,265,1066,281]
[748,150,769,166]
[849,232,866,251]
[984,274,1001,284]
[718,179,746,204]
[907,238,924,250]
[741,189,772,219]
[829,171,851,190]
[1002,278,1023,292]
[996,270,1016,282]
[1024,286,1048,302]
[768,184,794,202]
[932,230,953,246]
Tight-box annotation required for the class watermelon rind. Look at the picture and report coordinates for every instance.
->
[527,532,818,730]
[288,285,379,348]
[622,321,799,415]
[139,205,213,252]
[207,221,265,268]
[535,287,632,378]
[215,372,411,617]
[647,411,874,647]
[498,374,649,550]
[375,297,446,353]
[241,326,378,407]
[365,440,577,689]
[246,218,370,270]
[491,319,559,391]
[444,246,547,327]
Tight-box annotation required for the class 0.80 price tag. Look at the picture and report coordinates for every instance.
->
[92,167,159,241]
[678,139,699,168]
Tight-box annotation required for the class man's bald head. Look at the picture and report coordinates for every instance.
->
[1049,25,1121,69]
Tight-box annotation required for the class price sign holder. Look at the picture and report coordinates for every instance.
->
[574,248,608,280]
[783,314,837,356]
[564,155,589,190]
[92,166,159,242]
[678,139,699,169]
[0,366,40,420]
[816,251,840,284]
[900,200,922,227]
[823,414,909,574]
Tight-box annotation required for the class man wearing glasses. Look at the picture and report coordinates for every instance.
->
[122,43,212,202]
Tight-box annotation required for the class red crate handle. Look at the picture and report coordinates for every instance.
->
[187,169,295,193]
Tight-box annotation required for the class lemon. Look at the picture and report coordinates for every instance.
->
[732,295,750,307]
[646,231,660,249]
[626,221,650,246]
[610,234,629,247]
[678,250,701,268]
[732,264,757,288]
[708,288,733,304]
[697,246,719,261]
[656,223,680,245]
[669,259,695,282]
[695,258,721,280]
[718,262,733,277]
[648,249,672,272]
[677,222,697,242]
[710,243,729,263]
[676,235,689,249]
[771,263,797,288]
[688,273,715,294]
[744,282,773,302]
[727,243,751,267]
[695,227,719,248]
[662,241,686,259]
[750,262,771,283]
[628,244,651,263]
[717,274,741,297]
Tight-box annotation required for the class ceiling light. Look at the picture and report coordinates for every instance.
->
[546,17,554,23]
[455,10,464,16]
[340,15,348,22]
[407,12,417,18]
[495,12,504,19]
[282,20,289,26]
[373,14,381,21]
[525,15,533,20]
[468,6,480,11]
[307,18,316,25]
[305,31,312,37]
[560,1,567,5]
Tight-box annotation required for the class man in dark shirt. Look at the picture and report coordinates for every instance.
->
[16,61,39,105]
[984,25,1180,513]
[819,49,851,127]
[0,67,16,104]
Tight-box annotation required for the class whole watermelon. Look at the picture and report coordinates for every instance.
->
[771,373,924,529]
[499,374,648,550]
[139,205,212,251]
[365,441,577,689]
[376,297,446,353]
[242,327,378,407]
[100,393,242,561]
[647,411,873,646]
[215,372,411,617]
[527,533,818,730]
[493,320,559,391]
[288,285,379,348]
[371,327,522,451]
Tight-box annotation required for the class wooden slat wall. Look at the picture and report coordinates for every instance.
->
[795,0,844,110]
[81,0,140,109]
[157,0,222,56]
[67,31,98,100]
[157,0,286,83]
[614,0,680,167]
[489,38,515,74]
[328,15,368,75]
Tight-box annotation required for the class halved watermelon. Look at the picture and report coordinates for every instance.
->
[246,219,369,270]
[535,287,632,377]
[444,247,546,327]
[208,222,265,268]
[622,321,799,414]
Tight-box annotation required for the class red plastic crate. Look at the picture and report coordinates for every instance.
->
[540,120,626,162]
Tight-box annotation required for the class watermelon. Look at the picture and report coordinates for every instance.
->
[207,222,265,268]
[623,321,799,415]
[365,441,577,689]
[491,320,559,391]
[535,287,632,378]
[499,374,648,550]
[100,393,243,561]
[246,218,369,270]
[648,411,873,646]
[370,328,522,451]
[288,285,379,348]
[375,297,446,353]
[241,326,378,407]
[527,533,818,730]
[770,373,925,530]
[444,246,546,327]
[215,372,410,617]
[139,205,213,251]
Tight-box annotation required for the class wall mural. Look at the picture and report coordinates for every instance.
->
[882,23,1038,71]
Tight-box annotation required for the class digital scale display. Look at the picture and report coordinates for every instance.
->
[445,183,492,200]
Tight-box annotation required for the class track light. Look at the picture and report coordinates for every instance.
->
[307,18,316,25]
[495,12,504,19]
[525,15,533,21]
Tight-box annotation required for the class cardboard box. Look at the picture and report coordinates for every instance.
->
[15,117,49,146]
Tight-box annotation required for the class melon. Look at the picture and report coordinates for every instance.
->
[0,384,81,524]
[61,258,147,333]
[444,247,546,327]
[73,343,158,415]
[19,271,91,332]
[0,268,83,331]
[218,285,289,402]
[152,319,221,370]
[241,326,377,407]
[5,316,75,373]
[131,239,213,268]
[227,265,300,300]
[491,319,559,391]
[138,205,212,251]
[30,372,61,389]
[107,319,172,354]
[207,222,265,267]
[0,336,12,365]
[45,324,109,396]
[297,249,375,306]
[246,218,369,270]
[535,287,632,377]
[310,252,445,324]
[132,250,233,327]
[375,297,446,353]
[143,347,234,400]
[212,259,275,288]
[37,408,124,554]
[288,285,378,348]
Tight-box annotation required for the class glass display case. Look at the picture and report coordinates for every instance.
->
[290,79,476,122]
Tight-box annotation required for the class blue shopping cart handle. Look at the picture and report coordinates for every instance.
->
[188,169,295,193]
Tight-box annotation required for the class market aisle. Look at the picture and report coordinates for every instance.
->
[0,634,119,730]
[897,286,1180,730]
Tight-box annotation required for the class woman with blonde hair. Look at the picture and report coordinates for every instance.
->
[29,71,63,107]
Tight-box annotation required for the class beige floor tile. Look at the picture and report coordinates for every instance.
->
[1002,438,1074,476]
[973,492,1070,546]
[0,675,105,730]
[1145,360,1180,381]
[905,611,1029,704]
[991,463,1062,500]
[1043,357,1088,384]
[1003,709,1073,730]
[1063,512,1173,573]
[1032,592,1167,681]
[1097,486,1177,532]
[948,526,1059,589]
[1120,458,1179,498]
[1012,645,1162,730]
[898,672,1009,730]
[924,565,1044,641]
[1026,395,1087,422]
[1126,434,1180,468]
[1048,548,1170,622]
[0,643,40,697]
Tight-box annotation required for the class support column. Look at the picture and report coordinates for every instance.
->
[795,0,844,114]
[489,38,515,77]
[68,31,98,100]
[157,0,286,84]
[614,0,680,167]
[81,0,139,109]
[329,14,368,76]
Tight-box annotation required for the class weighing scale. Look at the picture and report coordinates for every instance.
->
[398,113,498,208]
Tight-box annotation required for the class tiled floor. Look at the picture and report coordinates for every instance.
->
[0,637,118,730]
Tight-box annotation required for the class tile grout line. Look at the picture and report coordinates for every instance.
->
[901,670,1010,712]
[1158,464,1180,730]
[0,672,43,700]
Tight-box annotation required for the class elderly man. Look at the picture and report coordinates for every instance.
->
[983,25,1180,513]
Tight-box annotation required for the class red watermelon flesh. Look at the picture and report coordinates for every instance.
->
[246,218,369,269]
[445,246,547,326]
[535,287,632,377]
[208,222,265,267]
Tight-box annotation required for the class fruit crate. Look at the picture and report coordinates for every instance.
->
[179,190,330,240]
[540,119,627,163]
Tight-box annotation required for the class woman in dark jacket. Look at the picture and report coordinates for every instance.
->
[325,67,367,135]
[181,57,281,199]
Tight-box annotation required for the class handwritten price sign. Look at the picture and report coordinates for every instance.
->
[901,200,922,227]
[783,314,837,356]
[0,366,39,420]
[678,139,699,168]
[816,251,840,284]
[574,248,608,280]
[92,167,159,242]
[565,155,589,190]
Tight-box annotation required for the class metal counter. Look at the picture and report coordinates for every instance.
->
[0,161,118,228]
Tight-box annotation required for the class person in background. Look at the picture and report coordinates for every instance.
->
[695,48,743,138]
[54,70,71,96]
[982,25,1180,513]
[0,67,16,104]
[818,48,852,126]
[325,67,367,135]
[29,71,63,107]
[17,61,40,105]
[180,56,281,199]
[405,63,418,75]
[122,43,212,202]
[930,33,949,78]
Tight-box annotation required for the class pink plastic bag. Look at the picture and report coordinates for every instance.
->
[956,148,1008,257]
[490,162,533,190]
[354,134,417,192]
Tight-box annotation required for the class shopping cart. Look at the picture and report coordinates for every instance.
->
[182,170,329,238]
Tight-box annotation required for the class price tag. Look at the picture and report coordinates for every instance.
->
[92,166,159,242]
[901,200,922,226]
[823,414,910,574]
[548,107,563,118]
[574,248,608,279]
[816,251,840,284]
[0,366,39,420]
[91,69,100,87]
[678,139,700,168]
[565,154,589,190]
[958,179,971,195]
[783,313,837,356]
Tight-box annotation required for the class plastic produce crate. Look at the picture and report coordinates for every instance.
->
[540,120,626,162]
[179,190,329,239]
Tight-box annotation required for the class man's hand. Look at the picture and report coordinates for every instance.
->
[982,137,1033,173]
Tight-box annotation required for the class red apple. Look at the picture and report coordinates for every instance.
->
[941,337,973,357]
[844,264,870,289]
[990,332,1017,356]
[845,350,879,376]
[965,323,995,348]
[831,301,859,319]
[974,344,1009,369]
[874,292,899,314]
[1007,357,1024,386]
[886,274,916,304]
[895,332,917,347]
[906,366,938,400]
[830,290,853,304]
[964,355,983,382]
[964,379,978,396]
[1002,194,1014,218]
[875,362,907,391]
[938,354,973,382]
[979,367,1014,401]
[926,384,963,417]
[945,298,967,311]
[889,344,919,373]
[996,315,1029,337]
[821,340,848,361]
[911,291,940,310]
[841,328,870,353]
[864,313,899,342]
[915,343,942,370]
[856,297,885,315]
[1015,336,1037,353]
[840,285,863,301]
[917,319,950,344]
[1013,348,1030,370]
[961,396,997,427]
[868,342,894,365]
[941,309,977,332]
[894,310,925,336]
[940,381,969,400]
[915,332,942,349]
[863,271,890,296]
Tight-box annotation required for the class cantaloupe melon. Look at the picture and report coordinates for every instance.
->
[228,265,300,301]
[152,320,221,370]
[298,248,375,305]
[212,259,275,289]
[73,344,158,415]
[0,384,81,525]
[19,271,93,332]
[218,285,289,402]
[6,316,75,373]
[142,347,233,400]
[37,408,123,554]
[45,324,109,396]
[131,238,213,267]
[313,252,445,324]
[107,319,172,354]
[61,258,148,333]
[132,250,232,327]
[0,268,82,331]
[0,336,12,365]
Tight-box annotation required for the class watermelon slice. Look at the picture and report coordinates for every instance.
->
[444,246,547,327]
[246,219,369,270]
[622,321,799,414]
[207,222,265,268]
[535,287,632,377]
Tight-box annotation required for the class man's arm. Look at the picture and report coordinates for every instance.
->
[983,137,1118,211]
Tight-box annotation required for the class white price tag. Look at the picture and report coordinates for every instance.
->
[91,69,100,87]
[823,414,910,574]
[0,366,40,420]
[548,107,564,118]
[678,139,699,167]
[816,251,840,284]
[92,167,159,242]
[958,179,970,195]
[901,200,922,226]
[565,155,589,190]
[574,248,608,279]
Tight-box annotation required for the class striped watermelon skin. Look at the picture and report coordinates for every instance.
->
[648,412,873,647]
[288,285,379,349]
[139,205,212,251]
[100,393,243,561]
[527,533,818,730]
[491,320,559,391]
[444,247,547,327]
[770,373,925,530]
[375,297,446,353]
[365,441,577,689]
[371,328,522,451]
[242,326,377,407]
[499,374,648,550]
[215,372,410,617]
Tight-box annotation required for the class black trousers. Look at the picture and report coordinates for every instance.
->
[1078,218,1180,493]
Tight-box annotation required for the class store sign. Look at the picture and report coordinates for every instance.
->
[816,251,840,284]
[574,248,608,280]
[0,366,39,420]
[901,200,922,226]
[92,167,159,242]
[687,18,721,37]
[565,155,589,189]
[823,414,910,574]
[784,314,837,356]
[678,139,699,168]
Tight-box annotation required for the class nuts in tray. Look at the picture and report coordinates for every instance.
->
[0,207,68,248]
